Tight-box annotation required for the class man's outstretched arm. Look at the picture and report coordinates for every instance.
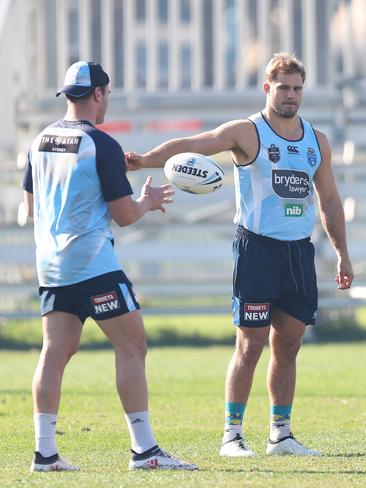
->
[126,119,255,170]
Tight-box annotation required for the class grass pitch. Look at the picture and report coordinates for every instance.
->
[0,317,365,487]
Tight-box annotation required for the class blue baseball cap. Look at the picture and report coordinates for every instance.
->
[56,61,110,97]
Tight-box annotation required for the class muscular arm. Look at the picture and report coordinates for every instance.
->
[108,176,173,226]
[313,131,354,289]
[109,196,151,226]
[127,119,258,169]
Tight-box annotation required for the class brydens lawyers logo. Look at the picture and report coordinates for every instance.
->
[244,303,270,321]
[91,291,120,314]
[268,144,280,163]
[272,169,310,199]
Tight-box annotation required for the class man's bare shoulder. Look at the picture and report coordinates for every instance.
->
[313,128,329,143]
[220,118,257,133]
[313,128,331,158]
[218,118,258,146]
[218,119,258,164]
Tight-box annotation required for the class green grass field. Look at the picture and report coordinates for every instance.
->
[0,316,365,487]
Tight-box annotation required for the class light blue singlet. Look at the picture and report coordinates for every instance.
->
[233,111,322,240]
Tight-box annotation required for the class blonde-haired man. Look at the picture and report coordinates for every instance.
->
[127,53,353,457]
[264,52,306,82]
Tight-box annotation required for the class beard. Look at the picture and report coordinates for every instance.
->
[273,103,299,119]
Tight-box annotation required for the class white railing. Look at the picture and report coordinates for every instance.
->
[31,0,349,95]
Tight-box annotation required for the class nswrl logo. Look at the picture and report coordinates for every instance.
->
[285,204,304,217]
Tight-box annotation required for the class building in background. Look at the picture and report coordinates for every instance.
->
[2,0,366,159]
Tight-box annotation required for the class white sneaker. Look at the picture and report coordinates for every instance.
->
[128,445,198,470]
[220,434,257,457]
[30,451,80,472]
[266,433,321,456]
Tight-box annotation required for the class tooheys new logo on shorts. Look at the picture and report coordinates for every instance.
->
[244,303,270,321]
[91,291,120,314]
[272,169,310,198]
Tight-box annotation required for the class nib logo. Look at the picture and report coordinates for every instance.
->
[285,204,303,217]
[131,418,144,424]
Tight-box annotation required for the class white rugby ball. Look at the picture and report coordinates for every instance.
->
[164,153,224,194]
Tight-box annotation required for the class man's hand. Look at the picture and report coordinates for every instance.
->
[139,176,174,213]
[335,256,354,290]
[125,152,145,171]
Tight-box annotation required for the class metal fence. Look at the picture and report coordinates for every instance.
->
[1,150,365,321]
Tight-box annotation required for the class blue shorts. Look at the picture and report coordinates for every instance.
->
[232,227,318,328]
[39,271,140,323]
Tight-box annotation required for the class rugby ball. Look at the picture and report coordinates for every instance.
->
[164,153,224,194]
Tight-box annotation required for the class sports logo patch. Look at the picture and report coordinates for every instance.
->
[91,291,121,314]
[272,169,310,199]
[145,459,159,468]
[171,162,208,178]
[268,144,280,163]
[307,147,317,166]
[285,203,304,217]
[244,303,270,321]
[39,134,82,153]
[287,145,299,154]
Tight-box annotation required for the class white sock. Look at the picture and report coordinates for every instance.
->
[124,411,157,454]
[34,413,58,457]
[270,414,291,441]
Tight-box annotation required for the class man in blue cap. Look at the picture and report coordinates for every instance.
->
[23,61,197,472]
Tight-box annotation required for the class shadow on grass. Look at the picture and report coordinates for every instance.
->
[325,452,366,458]
[313,323,366,343]
[2,321,366,350]
[313,308,366,342]
[217,467,366,475]
[0,330,235,351]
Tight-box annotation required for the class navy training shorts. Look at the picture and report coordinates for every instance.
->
[232,227,318,328]
[39,271,140,323]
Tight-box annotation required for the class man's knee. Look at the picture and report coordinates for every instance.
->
[114,335,148,360]
[41,340,80,366]
[270,333,303,361]
[98,310,148,360]
[67,342,80,359]
[234,329,268,365]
